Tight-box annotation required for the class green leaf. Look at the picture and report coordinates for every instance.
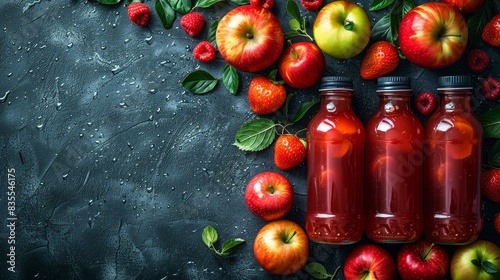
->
[467,0,495,48]
[229,0,249,5]
[202,226,218,248]
[369,0,394,11]
[289,19,302,31]
[371,13,392,41]
[290,98,319,125]
[221,238,245,253]
[286,0,301,21]
[97,0,122,4]
[304,262,330,279]
[194,0,225,8]
[234,118,277,151]
[222,64,239,95]
[488,140,500,167]
[207,20,220,48]
[181,70,219,94]
[479,108,500,138]
[482,260,499,274]
[168,0,191,14]
[155,0,176,29]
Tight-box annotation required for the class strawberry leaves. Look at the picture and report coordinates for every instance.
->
[467,0,496,48]
[180,65,239,95]
[479,107,500,138]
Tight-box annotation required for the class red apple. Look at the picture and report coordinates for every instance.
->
[398,2,468,69]
[442,0,485,14]
[215,5,284,73]
[244,171,293,221]
[397,239,450,280]
[344,244,397,280]
[450,239,500,280]
[278,42,326,89]
[253,219,309,275]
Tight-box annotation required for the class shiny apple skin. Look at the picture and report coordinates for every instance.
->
[450,239,500,280]
[398,2,468,69]
[216,5,284,73]
[397,239,449,280]
[278,42,326,89]
[344,244,397,280]
[313,1,371,59]
[253,219,309,275]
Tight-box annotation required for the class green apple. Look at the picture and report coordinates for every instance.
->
[313,1,371,59]
[450,239,500,280]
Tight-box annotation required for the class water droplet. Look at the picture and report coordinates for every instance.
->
[62,174,68,180]
[93,91,98,100]
[56,102,62,111]
[67,42,73,48]
[36,123,44,130]
[145,36,153,45]
[0,91,10,103]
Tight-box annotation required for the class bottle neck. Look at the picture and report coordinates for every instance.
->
[438,89,472,112]
[319,90,353,112]
[377,91,412,112]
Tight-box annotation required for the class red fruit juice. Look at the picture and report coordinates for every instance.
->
[423,76,483,245]
[306,77,365,244]
[365,77,424,243]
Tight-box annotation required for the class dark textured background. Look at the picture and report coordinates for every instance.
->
[0,0,499,279]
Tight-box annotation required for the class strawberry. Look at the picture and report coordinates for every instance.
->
[274,134,307,171]
[180,12,205,37]
[193,41,216,62]
[300,0,322,11]
[495,213,500,236]
[466,49,489,73]
[248,72,286,115]
[360,41,399,80]
[482,14,500,47]
[414,92,437,116]
[480,168,500,203]
[127,2,150,27]
[249,0,274,10]
[482,77,500,100]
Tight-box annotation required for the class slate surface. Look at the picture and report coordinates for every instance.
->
[0,0,499,279]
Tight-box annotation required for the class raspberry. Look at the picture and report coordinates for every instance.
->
[193,41,216,62]
[180,12,205,37]
[414,92,437,116]
[127,2,150,27]
[249,0,274,9]
[466,49,489,73]
[300,0,322,11]
[482,77,500,100]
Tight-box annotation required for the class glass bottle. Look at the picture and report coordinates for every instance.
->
[424,75,483,245]
[305,76,365,244]
[365,76,424,243]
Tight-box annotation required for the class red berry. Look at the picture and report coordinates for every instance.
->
[482,14,500,47]
[481,168,500,203]
[249,0,274,10]
[482,77,500,101]
[274,134,307,171]
[180,12,205,37]
[300,0,322,11]
[248,74,286,115]
[193,41,216,62]
[495,213,500,236]
[466,49,489,73]
[414,92,437,116]
[360,41,399,80]
[127,2,150,27]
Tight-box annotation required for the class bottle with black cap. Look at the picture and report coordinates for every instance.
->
[424,75,483,245]
[365,76,424,243]
[305,76,365,244]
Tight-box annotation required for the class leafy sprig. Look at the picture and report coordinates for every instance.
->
[234,93,318,152]
[285,0,314,41]
[202,226,245,257]
[304,262,341,280]
[467,0,496,48]
[369,0,416,44]
[479,107,500,138]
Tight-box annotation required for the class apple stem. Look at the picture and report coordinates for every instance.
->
[266,185,275,194]
[284,231,297,244]
[246,33,253,39]
[422,243,435,260]
[344,20,354,31]
[287,40,299,60]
